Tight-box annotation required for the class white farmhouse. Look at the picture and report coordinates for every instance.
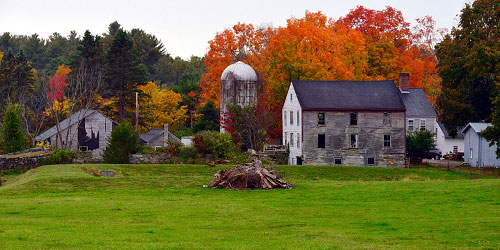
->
[435,121,464,155]
[398,73,437,134]
[282,82,302,165]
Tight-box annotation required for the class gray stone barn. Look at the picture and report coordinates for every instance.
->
[35,109,116,158]
[462,123,500,168]
[282,80,406,167]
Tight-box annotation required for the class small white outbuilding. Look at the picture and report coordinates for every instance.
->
[462,123,500,168]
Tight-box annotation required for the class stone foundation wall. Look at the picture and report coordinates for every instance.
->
[130,154,171,164]
[0,155,48,172]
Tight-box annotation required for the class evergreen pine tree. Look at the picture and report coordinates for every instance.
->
[1,103,27,153]
[103,121,139,163]
[104,29,147,122]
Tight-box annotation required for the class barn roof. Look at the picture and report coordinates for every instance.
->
[139,128,181,144]
[461,122,492,134]
[34,109,114,141]
[291,80,406,111]
[437,121,465,139]
[399,88,437,117]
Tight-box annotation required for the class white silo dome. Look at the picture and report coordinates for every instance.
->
[221,61,258,82]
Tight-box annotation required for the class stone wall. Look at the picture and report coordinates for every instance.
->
[302,111,406,167]
[130,154,171,164]
[0,148,50,172]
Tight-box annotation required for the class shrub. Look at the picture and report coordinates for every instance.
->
[178,145,195,160]
[138,146,155,154]
[406,130,436,158]
[1,103,27,153]
[103,121,140,164]
[193,131,236,158]
[0,174,4,186]
[46,149,77,165]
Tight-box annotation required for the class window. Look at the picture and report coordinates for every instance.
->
[350,113,358,125]
[318,113,325,125]
[335,158,342,165]
[284,111,287,127]
[290,93,293,101]
[318,134,325,148]
[290,133,294,146]
[297,111,300,126]
[408,119,414,131]
[350,134,357,148]
[367,157,375,165]
[79,146,88,151]
[290,111,293,125]
[470,148,473,159]
[297,133,300,148]
[453,146,458,154]
[383,112,391,126]
[284,132,287,146]
[384,135,391,147]
[420,120,426,131]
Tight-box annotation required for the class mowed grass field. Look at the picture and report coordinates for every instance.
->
[0,164,499,249]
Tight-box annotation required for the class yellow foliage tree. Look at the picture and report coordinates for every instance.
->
[138,81,187,132]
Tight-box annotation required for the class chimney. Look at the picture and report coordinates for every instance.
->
[163,123,169,147]
[399,73,410,93]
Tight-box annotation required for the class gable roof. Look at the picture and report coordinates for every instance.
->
[34,109,115,141]
[437,121,465,139]
[399,88,437,117]
[291,80,406,111]
[461,122,492,134]
[139,128,181,144]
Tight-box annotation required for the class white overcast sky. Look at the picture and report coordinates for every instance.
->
[0,0,472,59]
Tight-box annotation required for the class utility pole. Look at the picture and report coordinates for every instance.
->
[135,92,139,131]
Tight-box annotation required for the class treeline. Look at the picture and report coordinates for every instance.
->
[0,21,210,153]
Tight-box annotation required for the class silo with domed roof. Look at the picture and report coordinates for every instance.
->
[219,61,258,132]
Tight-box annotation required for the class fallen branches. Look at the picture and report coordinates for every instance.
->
[208,160,293,190]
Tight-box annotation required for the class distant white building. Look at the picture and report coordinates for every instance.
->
[462,123,500,168]
[398,73,437,135]
[435,121,464,155]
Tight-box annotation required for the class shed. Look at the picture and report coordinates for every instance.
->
[462,123,500,168]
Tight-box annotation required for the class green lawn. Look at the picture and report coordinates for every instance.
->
[0,164,499,249]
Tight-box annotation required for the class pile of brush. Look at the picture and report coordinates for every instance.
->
[208,160,293,190]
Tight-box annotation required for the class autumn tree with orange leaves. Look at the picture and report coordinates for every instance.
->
[200,6,445,138]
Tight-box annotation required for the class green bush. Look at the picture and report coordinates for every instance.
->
[138,146,156,154]
[103,121,140,164]
[1,103,27,153]
[46,149,77,165]
[178,145,195,160]
[406,130,436,158]
[193,131,236,158]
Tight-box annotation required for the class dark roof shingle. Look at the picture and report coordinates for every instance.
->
[291,80,406,111]
[399,88,437,117]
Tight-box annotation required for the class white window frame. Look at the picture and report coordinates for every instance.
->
[79,146,88,152]
[453,146,458,154]
[408,119,414,131]
[290,133,294,147]
[297,133,300,148]
[297,111,300,126]
[290,111,293,125]
[420,119,426,131]
[470,148,473,159]
[284,132,287,146]
[284,111,287,127]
